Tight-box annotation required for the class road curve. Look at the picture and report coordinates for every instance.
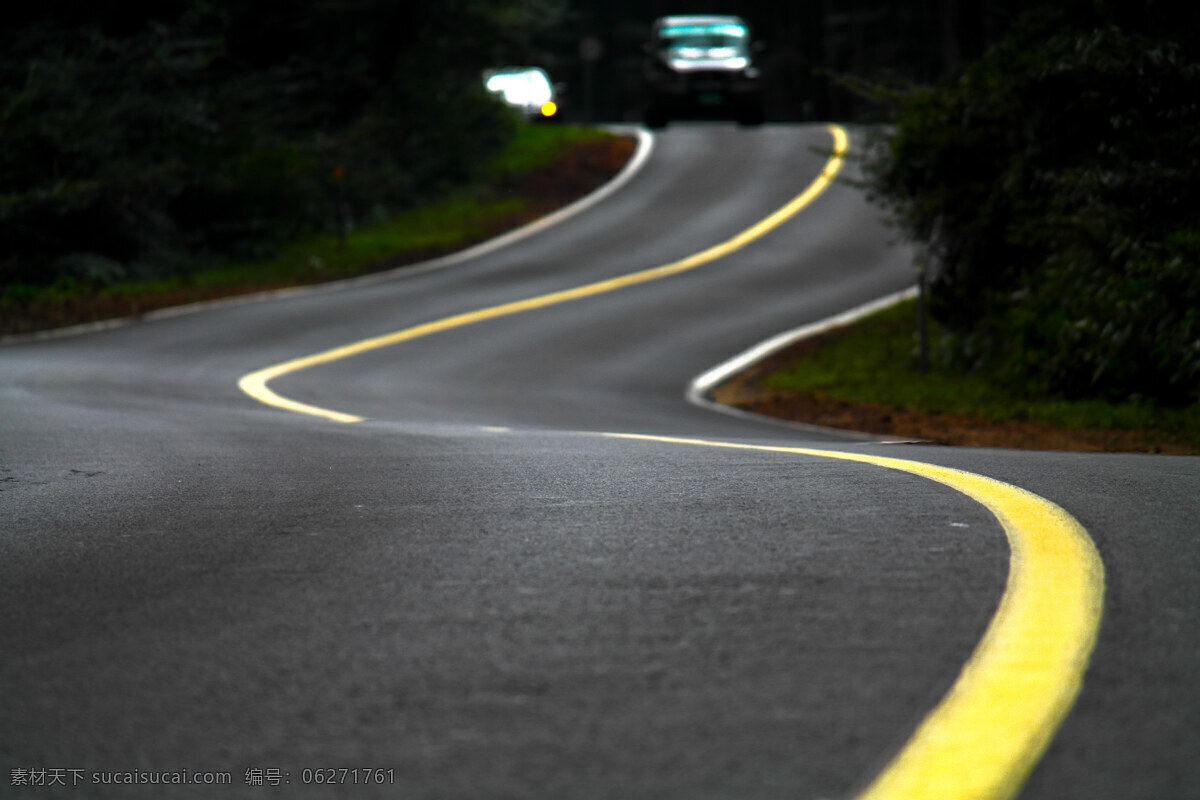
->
[2,123,1197,799]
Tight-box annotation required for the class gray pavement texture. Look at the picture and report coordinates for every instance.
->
[1,124,1197,799]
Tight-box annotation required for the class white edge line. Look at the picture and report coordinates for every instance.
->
[686,286,919,440]
[2,126,655,345]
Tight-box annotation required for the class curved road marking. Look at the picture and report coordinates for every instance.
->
[237,124,1105,799]
[237,125,850,423]
[686,287,920,438]
[687,287,917,411]
[603,433,1104,800]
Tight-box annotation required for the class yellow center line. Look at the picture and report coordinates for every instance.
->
[602,432,1105,800]
[237,125,849,423]
[236,124,1105,800]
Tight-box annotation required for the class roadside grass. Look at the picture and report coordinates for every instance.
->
[1,124,618,336]
[169,193,529,290]
[481,123,612,176]
[758,298,1200,451]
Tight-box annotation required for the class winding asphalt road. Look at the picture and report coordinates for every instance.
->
[2,124,1197,799]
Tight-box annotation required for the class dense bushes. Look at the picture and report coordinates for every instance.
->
[1,2,547,290]
[862,18,1200,405]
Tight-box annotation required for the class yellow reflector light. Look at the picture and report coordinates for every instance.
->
[540,101,558,118]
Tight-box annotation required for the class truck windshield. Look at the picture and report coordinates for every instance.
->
[658,23,749,60]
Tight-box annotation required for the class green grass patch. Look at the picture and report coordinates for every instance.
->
[175,193,528,290]
[762,298,1200,446]
[481,123,607,177]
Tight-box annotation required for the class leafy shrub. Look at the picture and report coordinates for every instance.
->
[861,20,1200,405]
[0,3,534,289]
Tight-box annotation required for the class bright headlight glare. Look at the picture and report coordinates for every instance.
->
[485,69,552,109]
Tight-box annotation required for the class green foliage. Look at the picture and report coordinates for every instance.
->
[762,299,1200,447]
[482,124,603,176]
[860,17,1200,405]
[0,1,561,289]
[0,122,614,334]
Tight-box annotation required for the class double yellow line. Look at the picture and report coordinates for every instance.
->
[237,125,1104,800]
